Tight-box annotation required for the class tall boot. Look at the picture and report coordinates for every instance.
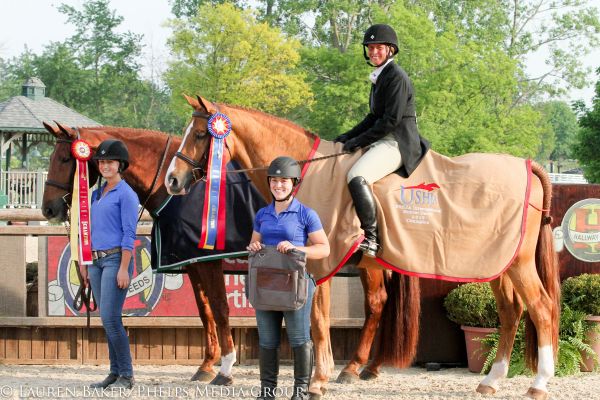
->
[348,176,379,257]
[257,346,279,400]
[291,341,313,400]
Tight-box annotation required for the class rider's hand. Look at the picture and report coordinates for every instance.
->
[247,241,264,252]
[342,138,361,152]
[276,241,296,254]
[333,133,349,144]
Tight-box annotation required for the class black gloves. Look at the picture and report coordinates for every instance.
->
[333,133,350,143]
[342,137,362,152]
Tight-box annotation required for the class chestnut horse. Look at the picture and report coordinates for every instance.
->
[165,95,560,400]
[41,122,239,385]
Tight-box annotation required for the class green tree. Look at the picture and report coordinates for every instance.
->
[535,101,578,168]
[573,69,600,183]
[165,2,312,118]
[422,0,600,101]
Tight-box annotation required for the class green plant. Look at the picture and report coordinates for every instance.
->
[481,304,598,376]
[562,274,600,316]
[443,283,499,328]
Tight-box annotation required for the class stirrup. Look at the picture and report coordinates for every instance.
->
[358,240,379,258]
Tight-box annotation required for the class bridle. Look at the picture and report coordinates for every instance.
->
[45,138,76,205]
[174,109,213,182]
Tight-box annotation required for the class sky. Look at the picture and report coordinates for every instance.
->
[1,0,599,106]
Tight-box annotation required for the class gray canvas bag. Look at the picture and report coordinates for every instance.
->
[247,246,309,311]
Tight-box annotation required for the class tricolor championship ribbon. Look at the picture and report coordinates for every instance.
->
[198,113,231,250]
[70,140,93,265]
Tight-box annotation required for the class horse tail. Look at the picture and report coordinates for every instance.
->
[524,161,561,371]
[373,272,420,368]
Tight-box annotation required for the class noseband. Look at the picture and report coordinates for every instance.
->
[174,109,213,182]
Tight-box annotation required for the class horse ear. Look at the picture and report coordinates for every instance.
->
[183,94,200,108]
[43,122,60,137]
[54,121,77,139]
[196,95,217,114]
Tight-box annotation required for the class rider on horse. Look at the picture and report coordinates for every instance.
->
[334,24,430,257]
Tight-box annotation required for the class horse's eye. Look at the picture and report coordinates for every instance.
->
[61,156,71,163]
[195,131,204,140]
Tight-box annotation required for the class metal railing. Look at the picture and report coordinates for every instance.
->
[0,171,48,208]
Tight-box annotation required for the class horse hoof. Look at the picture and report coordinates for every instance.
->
[190,368,216,382]
[476,384,496,395]
[309,387,327,400]
[209,373,233,386]
[359,369,378,381]
[525,387,548,400]
[336,371,359,383]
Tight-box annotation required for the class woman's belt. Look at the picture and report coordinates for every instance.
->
[92,246,122,260]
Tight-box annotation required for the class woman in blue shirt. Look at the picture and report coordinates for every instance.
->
[247,156,330,400]
[84,139,139,390]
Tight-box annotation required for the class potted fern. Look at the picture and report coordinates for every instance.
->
[562,274,600,372]
[443,282,499,372]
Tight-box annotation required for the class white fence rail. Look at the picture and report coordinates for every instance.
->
[0,171,48,208]
[548,173,588,185]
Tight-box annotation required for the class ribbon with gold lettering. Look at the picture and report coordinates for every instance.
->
[70,139,93,265]
[198,113,231,250]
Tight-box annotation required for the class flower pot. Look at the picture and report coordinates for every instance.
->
[461,326,497,373]
[581,316,600,372]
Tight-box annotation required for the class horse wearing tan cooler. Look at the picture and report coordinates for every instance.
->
[165,95,560,400]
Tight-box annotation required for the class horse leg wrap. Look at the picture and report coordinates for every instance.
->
[219,350,236,377]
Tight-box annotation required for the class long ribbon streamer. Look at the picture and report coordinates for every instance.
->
[198,113,231,250]
[70,140,93,265]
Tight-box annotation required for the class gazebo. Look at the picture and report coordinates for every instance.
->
[0,77,100,207]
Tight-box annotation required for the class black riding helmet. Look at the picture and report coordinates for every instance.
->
[267,157,301,202]
[93,139,130,172]
[362,24,399,64]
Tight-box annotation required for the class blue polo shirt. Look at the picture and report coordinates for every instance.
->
[91,180,139,251]
[253,198,323,246]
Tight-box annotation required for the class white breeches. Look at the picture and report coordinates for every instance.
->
[346,134,403,184]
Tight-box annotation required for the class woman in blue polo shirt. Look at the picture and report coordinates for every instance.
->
[85,139,139,390]
[247,156,330,400]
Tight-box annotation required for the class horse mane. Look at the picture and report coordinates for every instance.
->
[82,125,171,137]
[222,103,318,140]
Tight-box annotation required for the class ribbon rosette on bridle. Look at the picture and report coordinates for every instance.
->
[70,139,93,265]
[198,112,231,250]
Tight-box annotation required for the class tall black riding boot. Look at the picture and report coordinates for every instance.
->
[257,347,279,400]
[348,176,379,257]
[291,341,313,400]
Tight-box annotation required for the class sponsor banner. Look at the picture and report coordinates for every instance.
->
[47,236,254,317]
[560,198,600,263]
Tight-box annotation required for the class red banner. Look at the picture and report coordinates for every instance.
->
[47,236,255,317]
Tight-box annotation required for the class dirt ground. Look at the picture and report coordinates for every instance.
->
[0,363,599,399]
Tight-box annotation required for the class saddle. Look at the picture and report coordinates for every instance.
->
[296,142,531,283]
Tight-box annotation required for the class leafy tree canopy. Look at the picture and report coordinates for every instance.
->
[165,2,312,119]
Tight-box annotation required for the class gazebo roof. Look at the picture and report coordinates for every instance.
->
[0,78,100,133]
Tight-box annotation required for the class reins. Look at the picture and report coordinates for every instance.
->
[225,152,351,174]
[137,134,173,222]
[180,108,350,177]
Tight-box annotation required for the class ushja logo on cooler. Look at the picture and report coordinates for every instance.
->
[561,198,600,262]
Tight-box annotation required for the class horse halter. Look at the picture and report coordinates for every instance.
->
[174,109,213,182]
[45,138,75,204]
